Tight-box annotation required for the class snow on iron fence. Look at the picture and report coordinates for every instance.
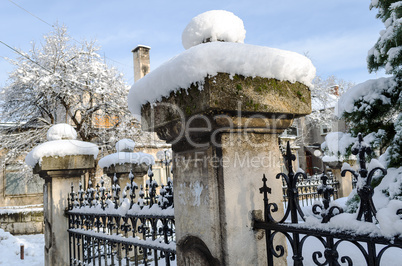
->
[67,170,175,266]
[254,135,402,266]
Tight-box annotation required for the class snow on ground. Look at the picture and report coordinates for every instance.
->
[0,229,44,265]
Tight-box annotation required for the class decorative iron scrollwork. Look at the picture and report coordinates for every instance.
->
[274,142,306,223]
[67,164,175,265]
[254,134,401,266]
[341,133,387,222]
[312,174,343,223]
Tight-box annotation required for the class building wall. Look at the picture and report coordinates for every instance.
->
[285,115,347,176]
[0,152,43,208]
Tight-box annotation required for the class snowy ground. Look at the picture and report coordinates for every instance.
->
[0,229,44,265]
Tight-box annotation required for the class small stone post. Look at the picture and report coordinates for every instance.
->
[99,139,154,192]
[26,124,98,266]
[141,74,311,265]
[102,162,149,190]
[325,161,355,198]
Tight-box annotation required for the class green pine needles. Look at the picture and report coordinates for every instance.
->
[342,0,402,168]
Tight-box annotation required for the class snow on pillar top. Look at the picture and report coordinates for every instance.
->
[98,139,154,169]
[25,123,99,168]
[128,10,315,117]
[182,10,246,49]
[115,138,136,152]
[46,123,77,141]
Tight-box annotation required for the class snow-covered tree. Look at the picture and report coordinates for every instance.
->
[338,1,402,168]
[308,75,353,127]
[0,25,152,161]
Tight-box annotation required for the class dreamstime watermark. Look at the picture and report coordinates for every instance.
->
[143,101,292,149]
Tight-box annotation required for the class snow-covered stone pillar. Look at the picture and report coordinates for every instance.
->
[98,139,154,191]
[129,10,315,266]
[141,73,311,265]
[26,124,98,266]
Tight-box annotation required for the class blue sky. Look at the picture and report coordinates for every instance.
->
[0,0,388,88]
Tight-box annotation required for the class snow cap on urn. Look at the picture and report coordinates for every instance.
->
[25,123,98,167]
[182,10,246,49]
[115,139,136,152]
[46,123,77,141]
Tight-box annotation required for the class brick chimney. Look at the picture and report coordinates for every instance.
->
[331,85,339,96]
[132,45,151,82]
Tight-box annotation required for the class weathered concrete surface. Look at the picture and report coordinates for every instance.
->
[34,155,95,174]
[141,72,311,265]
[325,161,356,199]
[35,155,95,266]
[173,133,287,265]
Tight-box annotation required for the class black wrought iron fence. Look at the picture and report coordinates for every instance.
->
[282,173,339,208]
[254,134,402,266]
[67,169,176,266]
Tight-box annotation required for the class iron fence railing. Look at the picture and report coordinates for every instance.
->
[67,168,175,266]
[254,134,402,266]
[282,173,339,208]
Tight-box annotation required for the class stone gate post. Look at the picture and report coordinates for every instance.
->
[325,161,356,198]
[26,124,98,266]
[34,156,96,266]
[140,74,312,265]
[99,139,153,190]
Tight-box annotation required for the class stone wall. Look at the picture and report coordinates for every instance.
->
[0,207,44,235]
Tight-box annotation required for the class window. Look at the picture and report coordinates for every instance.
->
[152,168,163,185]
[320,124,331,135]
[4,164,44,195]
[283,126,298,137]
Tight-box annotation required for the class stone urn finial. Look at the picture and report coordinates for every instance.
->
[181,10,246,49]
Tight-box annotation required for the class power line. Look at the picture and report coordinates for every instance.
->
[7,0,134,73]
[8,0,53,27]
[5,0,135,86]
[0,40,51,72]
[0,39,135,88]
[104,56,132,68]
